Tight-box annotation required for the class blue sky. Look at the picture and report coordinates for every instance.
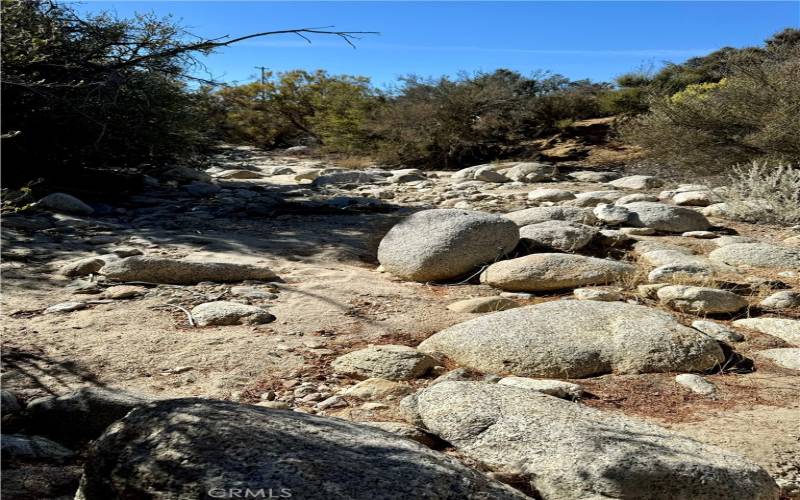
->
[74,1,799,87]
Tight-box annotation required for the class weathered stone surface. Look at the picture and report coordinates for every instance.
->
[474,166,510,183]
[36,192,94,215]
[675,373,717,396]
[518,220,597,252]
[191,301,275,326]
[480,254,635,292]
[615,193,659,205]
[648,263,715,283]
[100,256,278,284]
[757,348,800,371]
[59,257,107,277]
[497,377,584,398]
[504,206,597,226]
[415,382,778,500]
[709,243,800,270]
[26,387,155,444]
[609,175,663,190]
[673,190,720,206]
[624,202,712,232]
[101,285,146,300]
[447,297,519,313]
[418,301,724,378]
[692,320,745,342]
[45,301,86,313]
[568,170,619,182]
[342,378,412,399]
[503,162,553,182]
[732,318,800,345]
[573,287,623,302]
[527,188,575,202]
[312,170,388,187]
[331,345,436,381]
[215,169,263,179]
[377,209,519,282]
[760,291,800,309]
[2,434,75,461]
[358,421,439,447]
[77,398,525,500]
[593,203,630,225]
[567,190,625,207]
[657,285,748,314]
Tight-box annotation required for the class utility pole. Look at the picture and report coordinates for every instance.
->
[254,66,268,100]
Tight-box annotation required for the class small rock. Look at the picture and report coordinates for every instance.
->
[648,263,714,283]
[101,285,146,300]
[573,287,623,302]
[592,203,630,225]
[691,320,745,342]
[760,291,800,309]
[36,193,93,215]
[497,377,584,398]
[682,230,718,239]
[675,373,717,396]
[255,401,291,410]
[447,297,519,313]
[1,434,75,460]
[732,318,800,345]
[331,345,436,381]
[527,189,574,202]
[609,175,663,190]
[757,348,800,370]
[191,301,275,326]
[45,301,86,313]
[673,190,720,206]
[657,285,748,314]
[315,395,347,410]
[59,257,106,277]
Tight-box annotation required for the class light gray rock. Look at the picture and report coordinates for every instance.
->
[77,399,526,500]
[417,301,724,378]
[447,297,519,313]
[451,163,505,180]
[45,301,87,313]
[615,193,659,205]
[639,249,711,268]
[701,202,733,218]
[474,166,510,183]
[27,387,155,443]
[637,283,669,299]
[377,209,519,282]
[342,378,413,399]
[100,256,278,285]
[415,382,777,500]
[505,206,597,226]
[709,243,800,270]
[59,257,107,277]
[36,192,93,214]
[609,175,663,190]
[682,230,718,239]
[625,202,712,232]
[692,320,745,342]
[760,291,800,309]
[101,285,146,300]
[504,162,553,182]
[757,348,800,371]
[593,203,630,225]
[648,263,715,283]
[568,171,619,182]
[497,377,584,399]
[190,301,275,326]
[675,373,717,396]
[312,170,388,187]
[331,345,436,381]
[527,188,574,202]
[215,169,263,179]
[732,318,800,345]
[480,253,635,292]
[567,190,625,207]
[657,285,748,314]
[518,220,597,252]
[673,190,720,206]
[2,434,75,461]
[573,287,623,302]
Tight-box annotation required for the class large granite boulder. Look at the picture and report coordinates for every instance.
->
[377,209,519,282]
[417,301,724,378]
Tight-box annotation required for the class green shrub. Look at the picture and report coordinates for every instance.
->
[621,32,800,173]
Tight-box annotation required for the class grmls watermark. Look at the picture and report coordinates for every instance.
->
[208,487,292,498]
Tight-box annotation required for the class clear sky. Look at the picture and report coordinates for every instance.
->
[74,1,800,87]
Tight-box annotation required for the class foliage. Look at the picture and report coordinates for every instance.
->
[723,161,800,224]
[621,29,800,173]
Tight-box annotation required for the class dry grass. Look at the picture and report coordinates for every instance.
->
[723,161,800,225]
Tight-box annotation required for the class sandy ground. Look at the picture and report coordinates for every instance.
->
[2,147,798,496]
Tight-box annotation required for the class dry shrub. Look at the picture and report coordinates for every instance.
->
[723,161,800,225]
